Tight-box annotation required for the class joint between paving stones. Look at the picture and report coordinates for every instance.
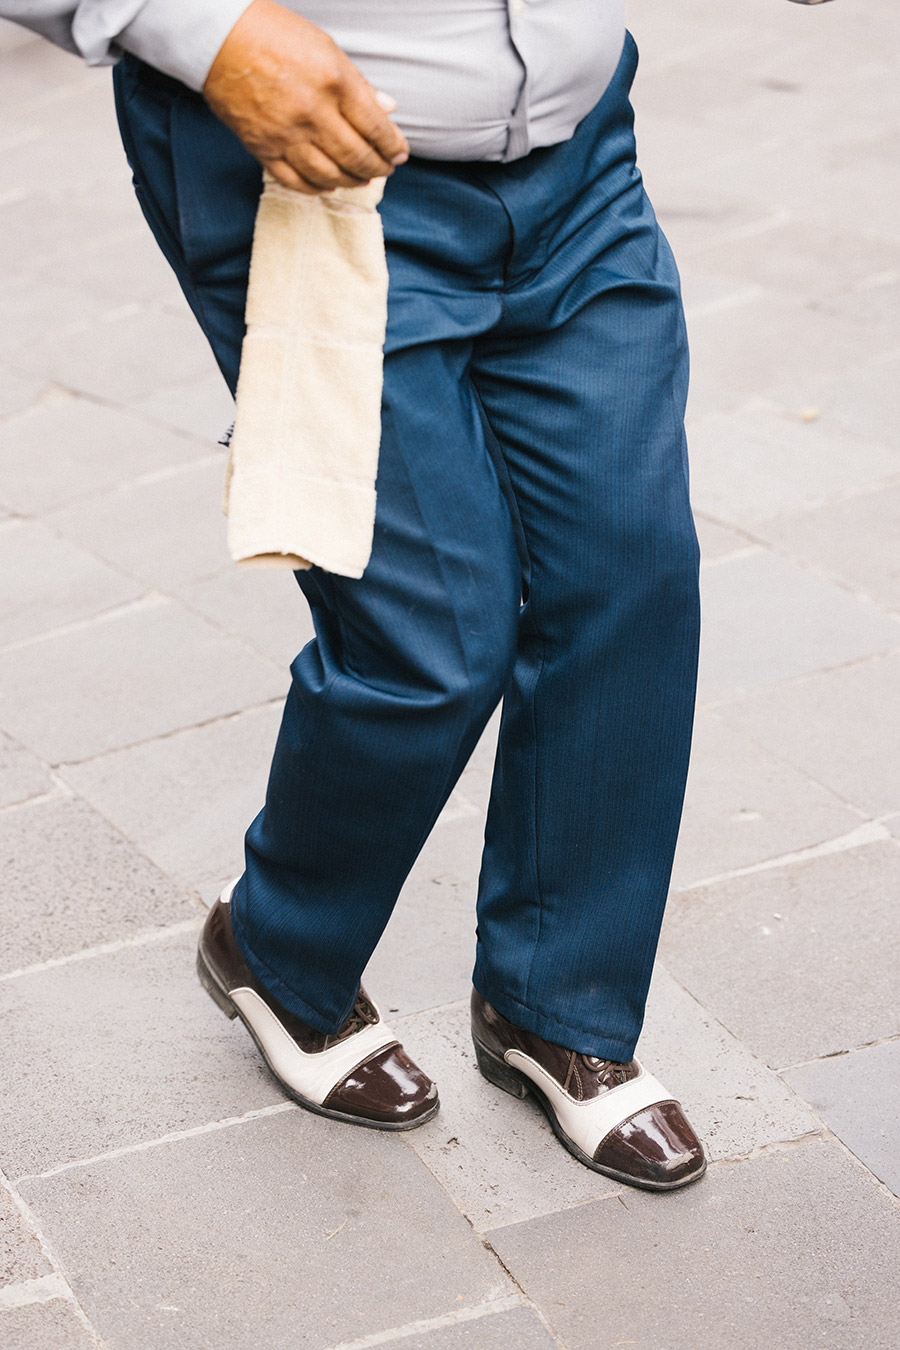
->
[0,1169,103,1345]
[12,1101,298,1186]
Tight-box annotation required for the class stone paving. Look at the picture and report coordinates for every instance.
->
[1,2,898,1346]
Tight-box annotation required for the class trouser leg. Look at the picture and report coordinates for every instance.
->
[233,338,521,1031]
[471,153,699,1063]
[114,57,523,1033]
[114,41,698,1055]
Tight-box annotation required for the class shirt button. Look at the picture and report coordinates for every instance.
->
[511,0,523,14]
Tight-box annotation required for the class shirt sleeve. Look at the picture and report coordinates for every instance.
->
[0,0,253,91]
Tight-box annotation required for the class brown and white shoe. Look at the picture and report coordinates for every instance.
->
[197,881,439,1130]
[471,991,706,1191]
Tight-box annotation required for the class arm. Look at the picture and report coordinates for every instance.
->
[0,0,249,88]
[201,0,409,195]
[0,0,408,194]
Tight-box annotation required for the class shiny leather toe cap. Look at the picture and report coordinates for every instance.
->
[322,1045,438,1126]
[593,1100,706,1189]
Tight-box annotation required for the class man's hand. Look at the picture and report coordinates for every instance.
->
[203,0,409,194]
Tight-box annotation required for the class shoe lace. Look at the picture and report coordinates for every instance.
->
[332,988,380,1043]
[563,1051,631,1093]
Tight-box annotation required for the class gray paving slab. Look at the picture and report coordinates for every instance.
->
[720,652,900,817]
[0,274,109,365]
[1,2,898,1344]
[0,596,286,763]
[660,840,900,1070]
[0,183,140,272]
[48,457,232,591]
[764,6,900,96]
[0,77,132,198]
[375,1305,556,1350]
[391,813,483,917]
[129,372,236,443]
[639,966,819,1162]
[487,1140,900,1350]
[671,709,860,890]
[757,482,900,614]
[688,219,900,306]
[0,731,52,808]
[655,192,779,263]
[0,393,209,514]
[698,550,900,703]
[771,350,900,454]
[686,287,886,419]
[453,709,500,818]
[1,1185,50,1286]
[0,1300,96,1350]
[0,795,194,975]
[19,1110,511,1350]
[0,22,88,108]
[0,927,290,1178]
[179,567,313,667]
[817,274,900,345]
[631,107,764,218]
[31,222,185,308]
[0,17,34,51]
[687,404,900,529]
[11,304,219,405]
[640,106,900,251]
[680,269,759,321]
[692,514,750,563]
[0,518,141,648]
[387,1001,620,1234]
[61,703,282,888]
[0,366,41,421]
[784,1040,900,1199]
[397,972,817,1234]
[793,133,900,245]
[632,10,897,145]
[364,815,484,1017]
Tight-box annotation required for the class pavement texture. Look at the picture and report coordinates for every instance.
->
[1,2,898,1346]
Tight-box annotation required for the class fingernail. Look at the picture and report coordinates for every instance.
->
[374,89,397,112]
[391,152,409,166]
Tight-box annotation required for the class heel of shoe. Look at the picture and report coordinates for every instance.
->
[473,1039,530,1099]
[196,948,237,1020]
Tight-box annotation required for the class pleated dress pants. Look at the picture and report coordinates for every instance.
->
[114,32,700,1064]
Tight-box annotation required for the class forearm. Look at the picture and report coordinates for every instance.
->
[3,0,408,196]
[0,0,252,89]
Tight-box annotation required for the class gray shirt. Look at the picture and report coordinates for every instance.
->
[2,1,626,162]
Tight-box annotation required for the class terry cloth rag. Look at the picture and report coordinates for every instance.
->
[224,170,389,578]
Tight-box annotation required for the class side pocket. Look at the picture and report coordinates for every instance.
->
[112,56,259,392]
[169,92,261,290]
[112,57,198,303]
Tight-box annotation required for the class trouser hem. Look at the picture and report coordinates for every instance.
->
[230,882,358,1036]
[471,967,640,1064]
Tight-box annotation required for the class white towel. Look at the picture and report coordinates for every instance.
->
[225,171,389,579]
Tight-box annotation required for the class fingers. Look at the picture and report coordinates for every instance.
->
[266,145,377,196]
[314,114,400,181]
[261,76,410,191]
[265,159,321,194]
[339,72,410,165]
[291,144,382,191]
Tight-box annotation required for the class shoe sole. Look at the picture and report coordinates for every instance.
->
[472,1036,706,1192]
[196,947,440,1132]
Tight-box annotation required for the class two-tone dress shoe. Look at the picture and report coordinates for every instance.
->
[197,881,439,1129]
[471,991,706,1190]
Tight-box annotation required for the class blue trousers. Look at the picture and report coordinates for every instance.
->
[114,34,699,1063]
